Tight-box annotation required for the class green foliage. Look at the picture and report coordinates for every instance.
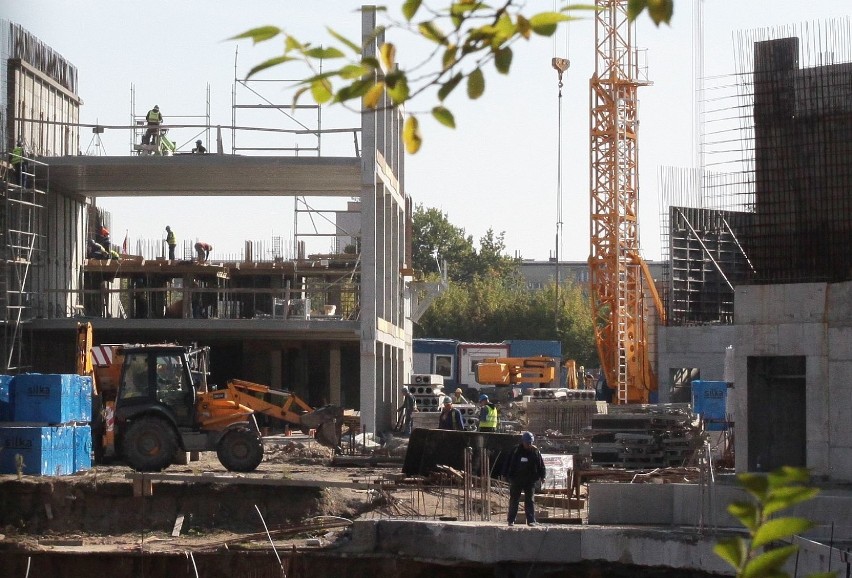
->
[627,0,674,26]
[231,2,674,154]
[412,204,517,283]
[416,274,598,367]
[713,467,834,578]
[411,204,598,365]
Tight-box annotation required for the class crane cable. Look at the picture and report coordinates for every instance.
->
[551,2,571,330]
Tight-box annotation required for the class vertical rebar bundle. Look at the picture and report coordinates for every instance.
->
[660,16,852,323]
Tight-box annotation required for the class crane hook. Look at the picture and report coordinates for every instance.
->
[552,57,570,94]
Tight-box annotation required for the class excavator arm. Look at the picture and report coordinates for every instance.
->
[199,379,343,450]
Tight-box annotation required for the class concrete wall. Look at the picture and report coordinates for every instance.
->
[347,518,732,575]
[656,325,735,403]
[586,482,851,574]
[734,282,852,481]
[358,8,409,434]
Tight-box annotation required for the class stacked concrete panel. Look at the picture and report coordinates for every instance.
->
[525,398,599,435]
[590,404,701,469]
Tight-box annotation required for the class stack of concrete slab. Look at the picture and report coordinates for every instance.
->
[525,392,603,435]
[590,404,700,469]
[409,374,445,414]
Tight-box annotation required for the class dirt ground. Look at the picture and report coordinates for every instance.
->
[0,435,407,554]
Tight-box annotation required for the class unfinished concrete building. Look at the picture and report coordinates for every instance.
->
[657,18,852,481]
[1,11,411,434]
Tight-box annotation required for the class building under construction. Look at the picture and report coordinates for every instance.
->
[657,17,852,481]
[0,12,413,435]
[2,10,852,485]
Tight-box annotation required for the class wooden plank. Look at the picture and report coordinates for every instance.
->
[172,514,185,537]
[125,472,379,490]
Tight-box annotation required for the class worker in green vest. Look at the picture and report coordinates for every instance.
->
[142,105,162,145]
[165,226,177,260]
[9,141,28,187]
[477,394,498,432]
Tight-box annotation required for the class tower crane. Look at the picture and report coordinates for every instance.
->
[588,0,666,404]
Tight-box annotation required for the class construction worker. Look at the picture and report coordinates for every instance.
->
[397,386,417,435]
[95,226,110,249]
[87,239,110,260]
[477,394,498,432]
[142,105,162,146]
[165,226,177,260]
[503,431,546,527]
[192,140,207,154]
[9,141,28,187]
[437,396,464,430]
[194,241,212,263]
[452,388,468,404]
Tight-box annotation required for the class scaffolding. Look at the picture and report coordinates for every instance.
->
[231,47,325,157]
[130,83,212,155]
[1,153,46,373]
[660,17,852,323]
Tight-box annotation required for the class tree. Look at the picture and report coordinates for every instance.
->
[411,204,597,364]
[412,204,517,283]
[416,274,598,367]
[412,204,475,279]
[232,1,674,153]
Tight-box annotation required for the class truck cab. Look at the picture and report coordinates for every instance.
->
[110,344,263,472]
[115,346,198,429]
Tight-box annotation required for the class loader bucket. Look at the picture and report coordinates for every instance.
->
[301,405,343,451]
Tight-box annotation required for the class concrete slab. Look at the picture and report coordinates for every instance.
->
[826,281,852,324]
[346,519,732,574]
[587,483,674,525]
[827,382,852,447]
[43,155,362,197]
[828,447,852,482]
[828,327,852,361]
[783,283,827,323]
[777,323,825,356]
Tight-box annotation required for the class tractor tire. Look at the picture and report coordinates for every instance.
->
[217,428,264,472]
[123,416,179,472]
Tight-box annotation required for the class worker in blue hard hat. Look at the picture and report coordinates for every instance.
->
[477,393,498,432]
[503,431,546,526]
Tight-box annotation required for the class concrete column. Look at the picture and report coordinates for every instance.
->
[270,348,282,389]
[359,6,379,434]
[329,344,342,406]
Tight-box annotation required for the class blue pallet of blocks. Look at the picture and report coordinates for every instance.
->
[691,380,728,431]
[0,425,75,476]
[0,375,11,421]
[77,376,93,422]
[10,374,92,424]
[73,424,92,471]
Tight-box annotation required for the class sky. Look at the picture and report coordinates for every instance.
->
[2,1,848,262]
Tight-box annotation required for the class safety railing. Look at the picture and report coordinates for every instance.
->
[36,282,360,322]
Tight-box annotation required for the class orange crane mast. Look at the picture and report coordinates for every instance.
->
[588,0,666,404]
